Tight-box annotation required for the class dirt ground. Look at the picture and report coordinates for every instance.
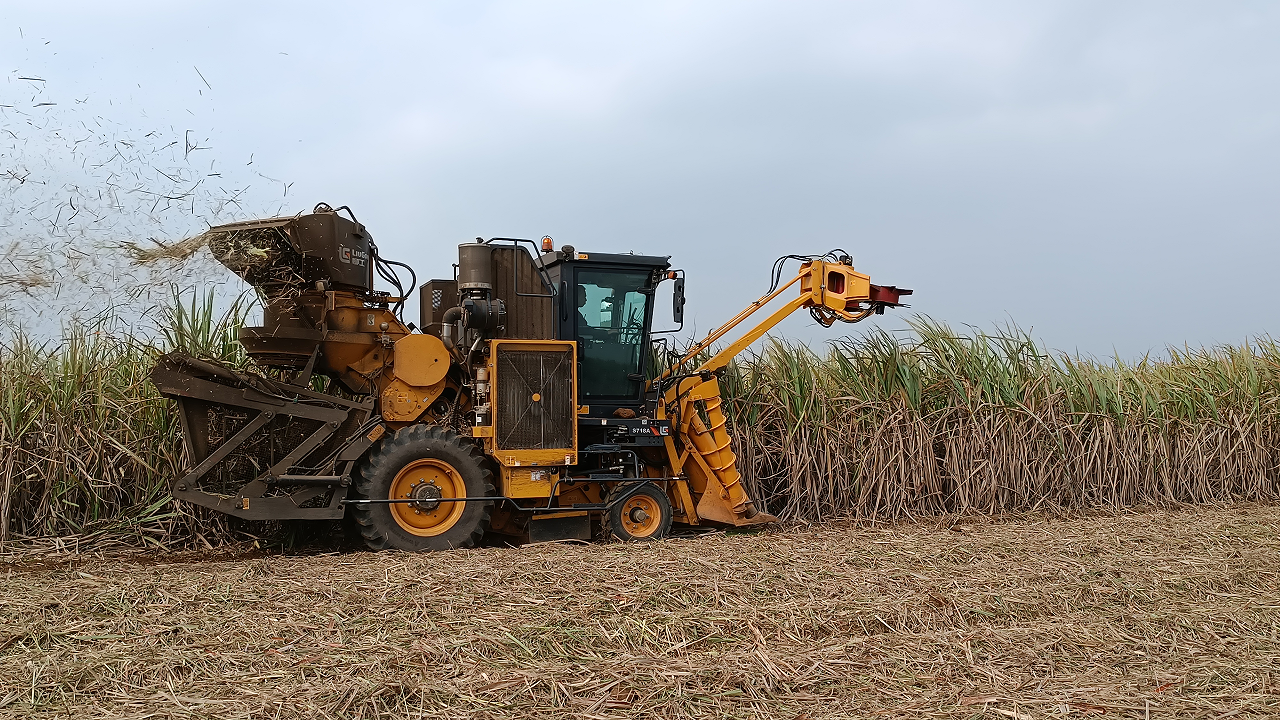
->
[1,504,1278,719]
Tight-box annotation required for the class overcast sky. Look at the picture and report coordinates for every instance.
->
[3,1,1278,357]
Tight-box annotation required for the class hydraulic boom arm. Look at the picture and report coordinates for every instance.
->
[653,255,910,527]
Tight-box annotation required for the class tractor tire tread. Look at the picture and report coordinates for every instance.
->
[348,425,494,552]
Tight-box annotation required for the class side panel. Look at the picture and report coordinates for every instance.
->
[287,212,373,290]
[418,279,458,336]
[503,467,555,498]
[529,512,592,542]
[492,246,555,339]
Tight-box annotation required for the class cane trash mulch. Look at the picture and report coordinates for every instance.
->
[2,504,1278,718]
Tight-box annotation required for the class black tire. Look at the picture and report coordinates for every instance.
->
[350,425,494,551]
[607,482,673,541]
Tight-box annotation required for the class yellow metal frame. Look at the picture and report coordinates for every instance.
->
[650,259,880,527]
[480,339,579,468]
[658,260,874,381]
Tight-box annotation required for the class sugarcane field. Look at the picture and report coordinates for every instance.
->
[4,4,1280,719]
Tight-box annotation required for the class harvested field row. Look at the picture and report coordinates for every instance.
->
[2,503,1278,718]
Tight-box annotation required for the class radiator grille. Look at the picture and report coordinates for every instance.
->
[496,346,574,450]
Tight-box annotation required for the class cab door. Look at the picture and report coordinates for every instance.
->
[558,265,655,414]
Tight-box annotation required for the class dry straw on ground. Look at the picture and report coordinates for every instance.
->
[2,504,1277,718]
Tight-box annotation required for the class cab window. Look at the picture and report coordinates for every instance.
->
[574,269,649,399]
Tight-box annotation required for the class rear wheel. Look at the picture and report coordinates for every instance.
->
[607,483,672,541]
[350,425,494,551]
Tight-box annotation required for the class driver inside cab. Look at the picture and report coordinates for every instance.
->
[576,285,591,335]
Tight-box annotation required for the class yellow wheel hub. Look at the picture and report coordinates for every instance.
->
[389,458,466,536]
[620,494,662,537]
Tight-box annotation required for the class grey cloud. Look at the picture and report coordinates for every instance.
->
[2,1,1277,355]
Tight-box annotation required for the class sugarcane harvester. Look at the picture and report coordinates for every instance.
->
[150,204,911,551]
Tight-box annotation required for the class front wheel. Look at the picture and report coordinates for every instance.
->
[350,425,494,551]
[607,483,673,541]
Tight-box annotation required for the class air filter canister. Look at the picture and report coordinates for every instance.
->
[457,243,493,292]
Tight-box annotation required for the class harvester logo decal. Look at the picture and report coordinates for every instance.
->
[338,245,369,267]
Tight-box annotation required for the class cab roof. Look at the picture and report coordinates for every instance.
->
[538,250,671,269]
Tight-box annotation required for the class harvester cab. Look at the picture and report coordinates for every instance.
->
[550,250,670,417]
[151,204,910,551]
